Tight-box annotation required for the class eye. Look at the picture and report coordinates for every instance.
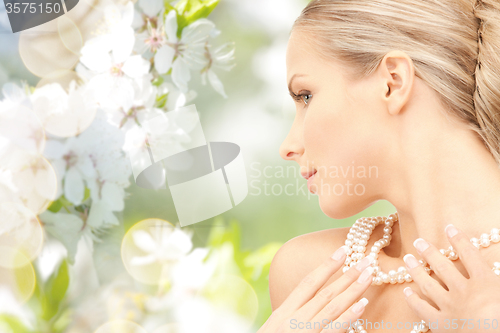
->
[290,91,313,106]
[301,94,312,105]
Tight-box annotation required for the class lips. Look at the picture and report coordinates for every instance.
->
[301,169,317,180]
[301,169,318,193]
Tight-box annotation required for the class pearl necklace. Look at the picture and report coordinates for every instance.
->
[343,212,500,333]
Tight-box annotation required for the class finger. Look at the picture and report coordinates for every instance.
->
[320,298,369,333]
[445,224,491,279]
[413,237,467,290]
[281,245,349,313]
[403,286,440,321]
[403,253,448,307]
[310,265,374,323]
[294,255,374,320]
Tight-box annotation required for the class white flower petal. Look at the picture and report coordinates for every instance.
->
[43,140,66,159]
[111,26,135,64]
[101,182,125,211]
[181,18,215,45]
[154,45,175,74]
[164,10,178,42]
[171,57,191,93]
[64,167,84,205]
[138,0,163,17]
[86,200,104,228]
[207,69,227,98]
[132,230,156,253]
[122,55,150,78]
[80,36,113,72]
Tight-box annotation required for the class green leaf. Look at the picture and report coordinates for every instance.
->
[0,314,32,333]
[41,259,69,321]
[152,75,164,86]
[173,0,220,35]
[83,187,90,201]
[47,200,63,213]
[155,92,169,108]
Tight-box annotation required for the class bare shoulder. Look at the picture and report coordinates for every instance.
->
[268,226,351,311]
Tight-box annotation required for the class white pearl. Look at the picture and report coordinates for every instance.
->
[373,276,382,285]
[397,275,405,283]
[405,273,413,282]
[374,241,382,247]
[481,238,490,247]
[493,262,500,269]
[491,234,500,243]
[388,270,397,278]
[439,249,446,255]
[491,228,499,235]
[382,273,389,283]
[383,226,392,234]
[383,234,391,241]
[342,266,349,273]
[345,239,353,247]
[481,233,489,240]
[390,277,397,284]
[494,269,500,276]
[361,233,369,240]
[373,266,380,274]
[371,245,380,252]
[359,239,367,246]
[347,233,354,240]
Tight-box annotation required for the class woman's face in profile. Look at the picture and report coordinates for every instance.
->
[280,29,389,219]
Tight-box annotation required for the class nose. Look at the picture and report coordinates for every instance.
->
[279,120,304,161]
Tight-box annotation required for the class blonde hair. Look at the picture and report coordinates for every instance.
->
[292,0,500,166]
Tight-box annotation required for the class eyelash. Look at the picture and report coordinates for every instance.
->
[290,91,313,106]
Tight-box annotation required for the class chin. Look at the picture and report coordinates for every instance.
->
[317,193,375,220]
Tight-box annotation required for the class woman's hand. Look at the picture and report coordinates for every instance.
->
[259,245,373,333]
[403,224,500,333]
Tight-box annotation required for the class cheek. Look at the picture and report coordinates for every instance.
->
[303,97,364,166]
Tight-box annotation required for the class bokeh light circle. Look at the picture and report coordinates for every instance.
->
[0,247,36,304]
[0,202,44,265]
[36,69,83,91]
[0,104,46,154]
[94,320,147,333]
[121,218,176,285]
[19,19,80,78]
[0,150,58,214]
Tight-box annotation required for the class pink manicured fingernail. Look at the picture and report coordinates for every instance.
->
[403,287,413,298]
[403,254,419,269]
[331,245,347,261]
[413,238,429,254]
[445,224,458,238]
[355,256,374,272]
[357,266,374,283]
[352,297,369,314]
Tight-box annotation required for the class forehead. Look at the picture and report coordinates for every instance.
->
[286,29,331,82]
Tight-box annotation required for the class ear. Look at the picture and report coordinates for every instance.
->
[378,51,415,116]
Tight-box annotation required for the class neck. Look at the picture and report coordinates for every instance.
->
[383,104,500,260]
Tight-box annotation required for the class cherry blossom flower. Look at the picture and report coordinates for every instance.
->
[153,10,217,92]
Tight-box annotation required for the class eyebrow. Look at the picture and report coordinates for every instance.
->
[287,74,307,94]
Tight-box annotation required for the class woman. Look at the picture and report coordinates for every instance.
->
[259,0,500,332]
